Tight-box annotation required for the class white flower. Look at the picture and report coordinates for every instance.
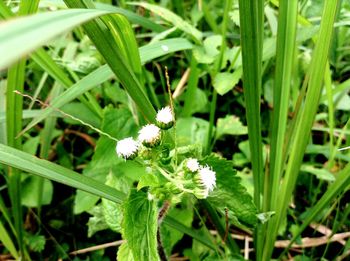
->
[116,137,139,159]
[198,166,216,193]
[156,106,174,129]
[138,124,161,147]
[186,158,200,172]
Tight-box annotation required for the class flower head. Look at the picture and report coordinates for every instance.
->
[193,165,216,198]
[198,166,216,192]
[116,137,139,160]
[156,106,174,130]
[185,158,200,173]
[138,124,161,147]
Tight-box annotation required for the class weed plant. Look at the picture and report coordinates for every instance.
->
[0,0,350,260]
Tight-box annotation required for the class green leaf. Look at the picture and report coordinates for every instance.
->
[176,117,210,154]
[123,189,159,261]
[161,203,193,256]
[0,9,111,69]
[102,172,129,233]
[140,38,193,64]
[0,221,19,259]
[201,154,257,228]
[213,68,242,96]
[0,143,126,205]
[21,176,53,207]
[131,2,202,42]
[74,107,138,214]
[215,115,248,140]
[87,205,109,237]
[300,165,335,182]
[137,174,159,191]
[24,233,45,253]
[117,242,134,261]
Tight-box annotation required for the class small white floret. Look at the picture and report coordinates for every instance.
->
[198,166,216,192]
[186,158,200,172]
[116,137,139,159]
[138,124,161,147]
[156,106,174,124]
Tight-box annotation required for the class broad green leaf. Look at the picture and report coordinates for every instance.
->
[215,115,248,140]
[21,176,53,207]
[0,9,111,70]
[74,107,138,213]
[201,154,257,228]
[176,117,210,154]
[102,173,130,233]
[300,165,335,182]
[123,189,159,261]
[137,174,159,191]
[131,2,202,42]
[181,88,209,115]
[117,242,134,261]
[213,68,242,96]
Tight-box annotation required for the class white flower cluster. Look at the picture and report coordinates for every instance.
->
[115,106,175,159]
[184,158,216,199]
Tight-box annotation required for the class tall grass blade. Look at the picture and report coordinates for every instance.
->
[238,0,264,258]
[268,0,298,220]
[64,0,156,122]
[263,1,340,260]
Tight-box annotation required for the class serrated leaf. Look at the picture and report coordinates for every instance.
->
[102,172,130,233]
[200,154,257,228]
[137,174,159,191]
[24,232,45,252]
[87,205,109,237]
[123,189,159,261]
[117,242,134,261]
[215,115,248,140]
[213,68,242,96]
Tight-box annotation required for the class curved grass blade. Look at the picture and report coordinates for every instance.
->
[20,38,192,135]
[0,143,214,251]
[0,9,111,70]
[129,2,202,43]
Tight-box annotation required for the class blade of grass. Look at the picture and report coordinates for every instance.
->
[267,0,298,220]
[129,2,203,43]
[279,162,350,259]
[263,1,340,260]
[0,221,19,260]
[238,0,264,259]
[5,1,40,257]
[64,0,156,122]
[0,8,113,70]
[21,38,192,135]
[0,143,215,251]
